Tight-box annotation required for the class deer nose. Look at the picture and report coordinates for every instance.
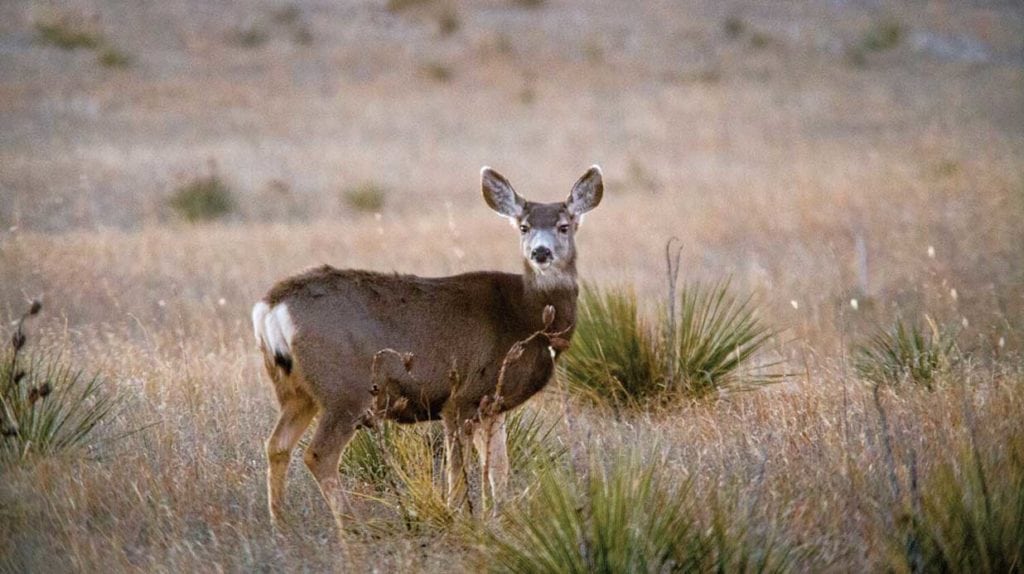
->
[531,246,552,264]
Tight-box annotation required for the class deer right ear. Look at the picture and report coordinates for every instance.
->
[481,167,525,219]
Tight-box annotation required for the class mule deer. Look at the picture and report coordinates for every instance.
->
[251,166,603,525]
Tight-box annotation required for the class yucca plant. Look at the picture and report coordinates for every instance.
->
[1,302,119,467]
[666,280,778,396]
[854,316,959,389]
[560,286,663,406]
[562,281,776,406]
[892,435,1024,572]
[482,452,792,573]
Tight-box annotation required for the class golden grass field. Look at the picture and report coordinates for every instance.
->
[1,0,1023,571]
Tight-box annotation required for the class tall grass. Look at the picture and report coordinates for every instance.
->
[340,408,563,532]
[482,451,793,573]
[562,281,776,406]
[890,429,1024,572]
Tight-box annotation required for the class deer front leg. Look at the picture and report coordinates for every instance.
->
[442,414,471,513]
[473,411,509,515]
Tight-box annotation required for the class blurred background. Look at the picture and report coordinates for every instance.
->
[2,0,1022,348]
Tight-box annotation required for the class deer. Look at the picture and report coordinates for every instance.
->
[251,166,604,527]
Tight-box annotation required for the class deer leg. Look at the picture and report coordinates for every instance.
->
[303,410,356,530]
[473,412,509,515]
[443,414,471,513]
[266,392,316,525]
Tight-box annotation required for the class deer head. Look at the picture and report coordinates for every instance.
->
[481,166,604,285]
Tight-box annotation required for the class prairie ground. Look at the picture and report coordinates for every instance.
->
[1,0,1023,572]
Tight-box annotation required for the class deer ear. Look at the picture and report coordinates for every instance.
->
[566,165,603,216]
[481,167,525,219]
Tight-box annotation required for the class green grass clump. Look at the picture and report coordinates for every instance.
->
[860,18,904,52]
[562,281,776,406]
[343,183,387,213]
[846,17,904,67]
[892,434,1024,572]
[341,408,562,531]
[561,287,663,405]
[482,452,792,573]
[423,62,453,83]
[169,174,235,222]
[97,46,132,68]
[229,25,269,48]
[1,302,119,468]
[35,20,102,50]
[854,317,959,389]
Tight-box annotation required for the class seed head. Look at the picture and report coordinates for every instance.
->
[13,370,25,384]
[39,382,52,397]
[11,330,26,351]
[28,300,42,316]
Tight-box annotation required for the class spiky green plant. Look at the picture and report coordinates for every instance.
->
[562,282,776,406]
[854,317,959,389]
[892,435,1024,572]
[482,452,792,573]
[505,407,565,473]
[1,302,119,467]
[667,280,778,396]
[560,286,663,406]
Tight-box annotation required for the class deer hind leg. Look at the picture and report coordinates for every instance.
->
[442,414,472,513]
[473,412,509,515]
[303,410,357,530]
[266,390,316,526]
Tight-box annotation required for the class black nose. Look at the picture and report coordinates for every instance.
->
[531,246,552,264]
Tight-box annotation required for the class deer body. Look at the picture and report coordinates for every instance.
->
[253,166,603,526]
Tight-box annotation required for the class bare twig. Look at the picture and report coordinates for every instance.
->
[664,238,682,390]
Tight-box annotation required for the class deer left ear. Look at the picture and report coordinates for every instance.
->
[566,165,603,216]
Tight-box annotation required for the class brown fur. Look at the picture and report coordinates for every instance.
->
[256,166,602,525]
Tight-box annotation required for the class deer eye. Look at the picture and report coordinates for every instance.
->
[558,224,571,234]
[519,224,529,234]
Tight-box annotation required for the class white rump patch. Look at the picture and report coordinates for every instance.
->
[251,301,296,359]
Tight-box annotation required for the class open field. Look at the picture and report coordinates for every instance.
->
[2,0,1023,571]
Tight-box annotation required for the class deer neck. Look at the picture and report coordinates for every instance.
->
[520,262,579,336]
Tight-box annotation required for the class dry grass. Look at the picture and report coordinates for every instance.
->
[1,0,1023,571]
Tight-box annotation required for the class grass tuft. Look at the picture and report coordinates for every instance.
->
[423,61,454,82]
[35,19,102,50]
[343,183,387,213]
[168,173,235,223]
[562,280,777,406]
[723,16,745,39]
[854,316,959,389]
[667,279,778,396]
[229,25,269,48]
[482,451,793,573]
[892,434,1024,572]
[438,8,460,36]
[341,408,561,531]
[1,302,120,468]
[860,17,904,52]
[561,286,663,406]
[97,46,132,68]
